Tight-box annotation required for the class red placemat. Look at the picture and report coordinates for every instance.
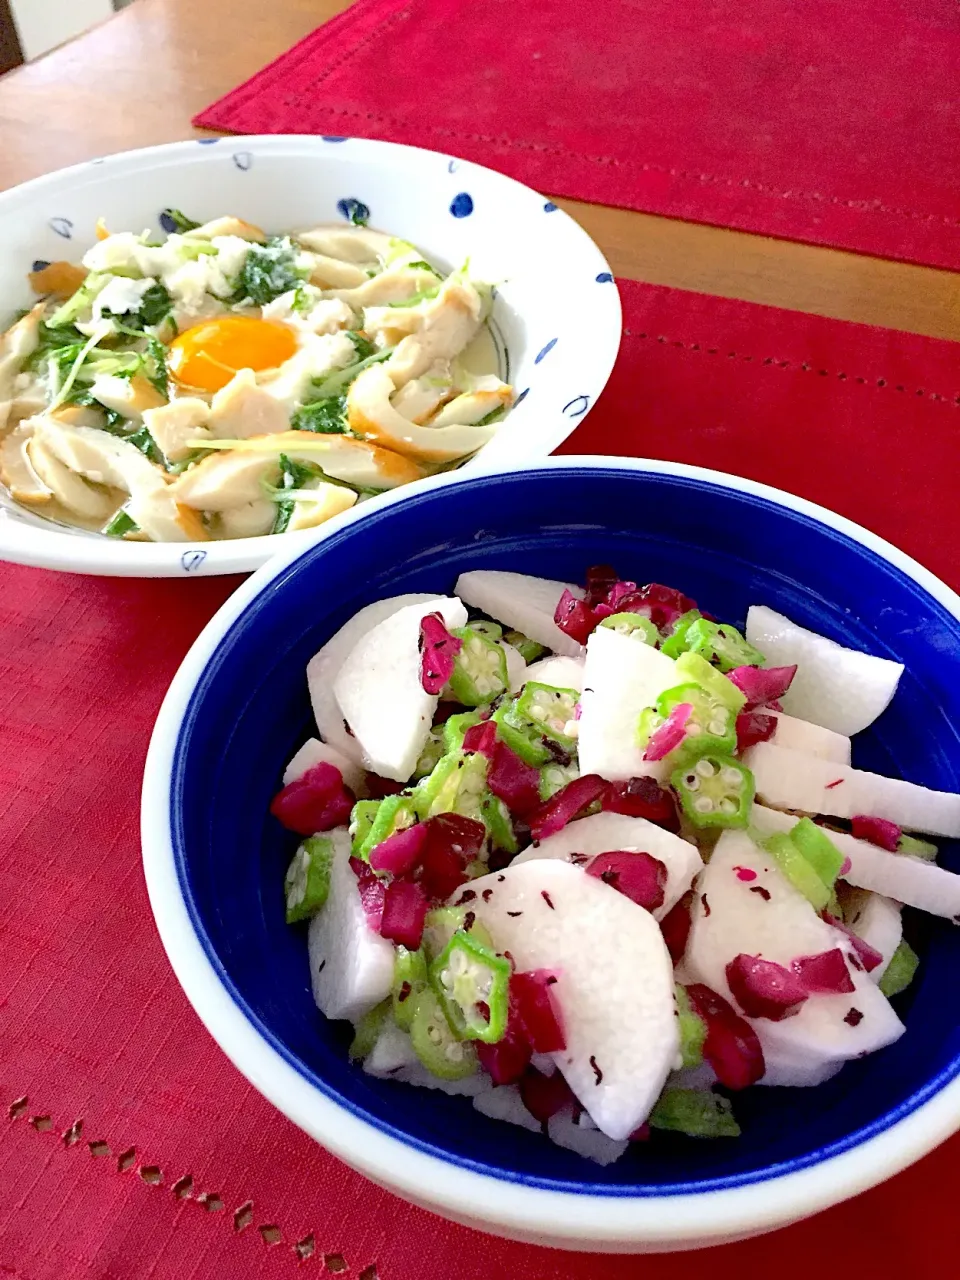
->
[2,282,960,1279]
[196,0,960,270]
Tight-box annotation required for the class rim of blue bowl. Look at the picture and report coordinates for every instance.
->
[141,456,960,1249]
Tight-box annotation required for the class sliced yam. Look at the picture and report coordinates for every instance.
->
[750,805,960,922]
[512,810,702,919]
[500,641,527,692]
[393,1063,489,1096]
[469,859,678,1141]
[169,450,278,511]
[28,260,87,299]
[209,369,290,440]
[769,711,851,765]
[347,364,495,463]
[513,654,585,694]
[686,831,904,1077]
[362,1023,419,1077]
[746,605,903,735]
[744,742,960,838]
[547,1106,628,1165]
[307,827,394,1022]
[454,569,584,659]
[142,398,212,461]
[428,381,513,428]
[305,592,437,766]
[472,1084,540,1133]
[333,595,468,782]
[844,890,902,981]
[283,736,366,794]
[187,215,267,242]
[757,1042,846,1088]
[27,438,116,520]
[216,499,276,539]
[89,373,166,420]
[199,431,424,490]
[577,626,678,783]
[0,424,53,503]
[287,482,358,532]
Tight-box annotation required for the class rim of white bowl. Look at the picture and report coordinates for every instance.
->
[141,455,960,1247]
[0,135,620,579]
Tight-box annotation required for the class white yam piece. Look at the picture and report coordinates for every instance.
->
[746,605,903,735]
[514,654,585,694]
[547,1105,629,1165]
[472,1084,541,1132]
[393,1064,489,1097]
[282,736,366,795]
[363,1023,419,1077]
[768,711,852,765]
[845,889,903,981]
[469,860,678,1141]
[454,570,584,659]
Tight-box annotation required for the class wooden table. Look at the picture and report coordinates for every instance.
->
[1,0,958,342]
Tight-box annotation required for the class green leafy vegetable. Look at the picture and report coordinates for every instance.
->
[48,274,109,327]
[406,259,441,275]
[475,406,506,427]
[387,286,440,309]
[126,425,164,465]
[346,331,375,360]
[103,509,139,537]
[310,345,394,400]
[271,453,317,534]
[233,237,308,306]
[290,396,348,434]
[163,208,202,233]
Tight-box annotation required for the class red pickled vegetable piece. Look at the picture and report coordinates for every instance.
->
[735,710,778,753]
[368,822,429,876]
[726,953,809,1021]
[605,580,640,611]
[518,1067,574,1123]
[379,878,429,949]
[270,762,354,836]
[686,983,765,1089]
[527,773,609,841]
[476,1013,532,1085]
[643,701,693,762]
[487,739,542,815]
[583,563,621,608]
[727,664,798,709]
[364,772,404,798]
[604,776,680,832]
[822,912,884,973]
[418,813,485,899]
[851,814,902,852]
[660,890,693,965]
[629,1123,651,1142]
[635,582,697,631]
[512,970,566,1053]
[554,589,596,645]
[462,720,498,756]
[419,612,462,695]
[586,851,667,913]
[792,948,855,994]
[349,856,386,930]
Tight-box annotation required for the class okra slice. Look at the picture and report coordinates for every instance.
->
[467,619,503,642]
[659,609,703,659]
[414,726,445,779]
[789,818,845,889]
[349,799,381,857]
[415,750,489,822]
[675,984,707,1069]
[392,945,429,1031]
[429,931,511,1043]
[539,761,579,802]
[515,682,579,748]
[759,832,833,912]
[686,618,765,673]
[671,754,755,828]
[446,626,509,706]
[422,905,494,961]
[409,989,479,1079]
[897,834,938,860]
[481,792,518,854]
[503,628,546,663]
[878,939,919,998]
[284,835,335,923]
[361,792,419,862]
[442,710,484,755]
[599,612,659,645]
[491,702,551,766]
[641,683,737,762]
[348,999,390,1061]
[674,651,747,714]
[649,1088,740,1138]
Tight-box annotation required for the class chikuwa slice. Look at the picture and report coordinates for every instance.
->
[744,742,960,838]
[307,828,395,1022]
[454,570,586,659]
[512,810,703,918]
[745,605,903,735]
[469,859,679,1141]
[751,805,960,922]
[333,595,468,781]
[306,593,436,765]
[685,831,904,1080]
[577,626,678,782]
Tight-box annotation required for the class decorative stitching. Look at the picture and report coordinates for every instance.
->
[621,327,960,407]
[5,1094,378,1274]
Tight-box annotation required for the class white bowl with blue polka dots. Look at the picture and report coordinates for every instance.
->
[0,136,621,577]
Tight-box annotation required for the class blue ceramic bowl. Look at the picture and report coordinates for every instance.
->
[141,457,960,1252]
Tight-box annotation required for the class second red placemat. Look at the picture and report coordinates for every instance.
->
[2,281,960,1279]
[197,0,960,270]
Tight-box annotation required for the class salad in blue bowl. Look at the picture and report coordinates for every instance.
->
[142,458,960,1251]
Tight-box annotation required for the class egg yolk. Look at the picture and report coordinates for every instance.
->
[168,316,299,393]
